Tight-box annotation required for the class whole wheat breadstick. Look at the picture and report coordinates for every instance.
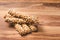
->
[8,10,38,24]
[15,24,26,35]
[4,16,26,24]
[22,24,31,34]
[29,25,38,32]
[4,14,26,24]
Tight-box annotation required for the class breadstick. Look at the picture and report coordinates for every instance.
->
[29,25,38,32]
[15,24,26,35]
[4,16,26,24]
[22,24,31,34]
[8,10,37,24]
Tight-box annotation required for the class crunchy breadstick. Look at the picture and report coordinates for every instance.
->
[8,10,16,16]
[15,24,26,35]
[29,25,38,32]
[4,14,38,24]
[8,10,23,18]
[8,10,38,24]
[22,24,31,34]
[4,16,26,24]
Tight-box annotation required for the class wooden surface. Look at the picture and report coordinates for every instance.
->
[0,0,60,3]
[0,2,60,40]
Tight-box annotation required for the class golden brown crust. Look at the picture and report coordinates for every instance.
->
[29,25,38,32]
[22,24,31,34]
[15,24,26,35]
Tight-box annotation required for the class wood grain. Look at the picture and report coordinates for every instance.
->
[0,0,60,3]
[0,1,60,40]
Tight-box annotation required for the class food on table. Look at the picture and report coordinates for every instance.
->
[4,10,39,36]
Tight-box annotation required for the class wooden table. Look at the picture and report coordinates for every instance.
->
[0,2,60,40]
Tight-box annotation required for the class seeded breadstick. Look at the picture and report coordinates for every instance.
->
[8,10,24,18]
[4,14,38,24]
[22,24,31,34]
[4,16,26,24]
[8,10,16,16]
[8,10,37,24]
[15,24,26,35]
[29,25,38,32]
